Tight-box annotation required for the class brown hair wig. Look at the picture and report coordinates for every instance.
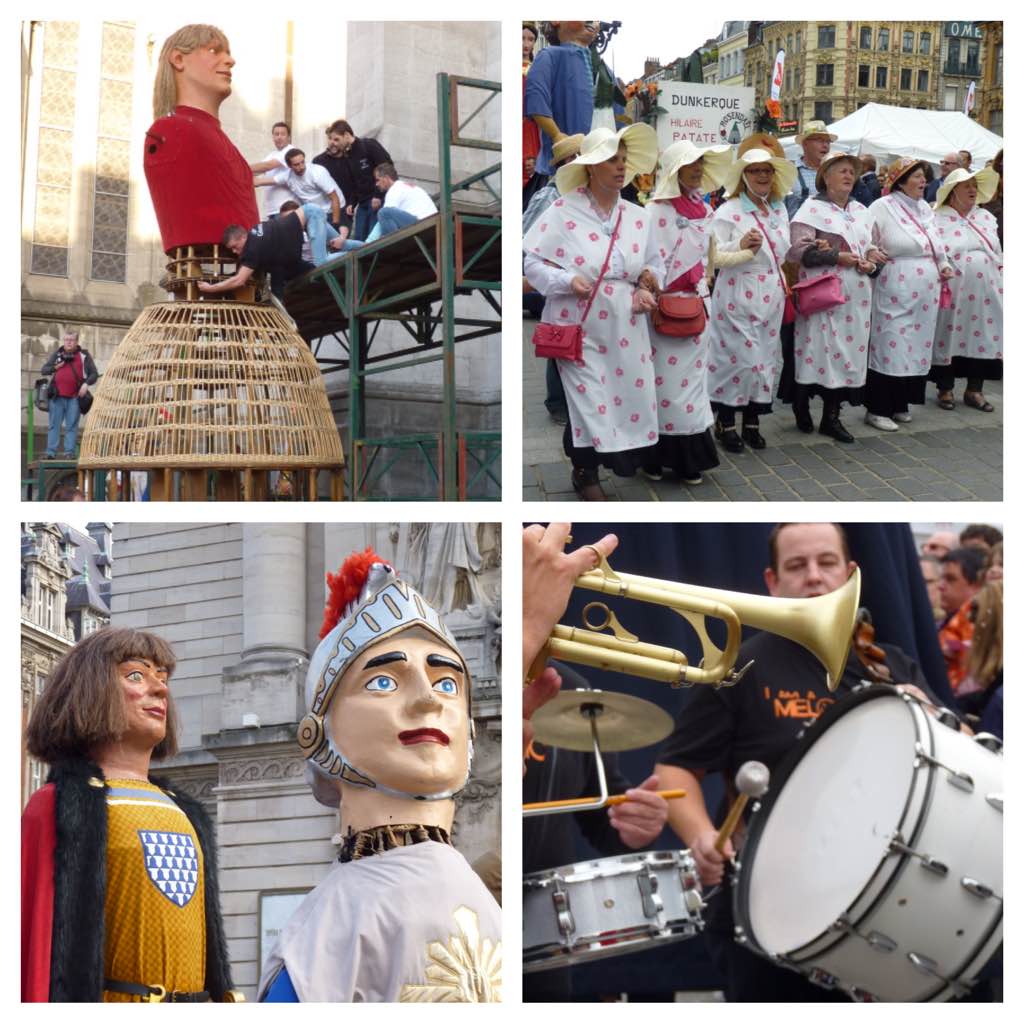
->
[26,627,179,764]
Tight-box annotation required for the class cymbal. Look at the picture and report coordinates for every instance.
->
[531,688,674,752]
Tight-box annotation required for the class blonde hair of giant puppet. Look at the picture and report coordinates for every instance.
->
[152,23,230,119]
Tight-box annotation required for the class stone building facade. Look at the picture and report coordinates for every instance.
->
[109,521,501,999]
[746,21,945,129]
[21,20,500,478]
[20,521,112,807]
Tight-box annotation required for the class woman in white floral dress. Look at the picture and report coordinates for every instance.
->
[642,140,731,485]
[928,166,1002,413]
[705,148,796,453]
[864,157,954,431]
[523,123,659,499]
[787,151,883,443]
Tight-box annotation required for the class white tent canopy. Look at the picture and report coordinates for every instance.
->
[779,103,1003,171]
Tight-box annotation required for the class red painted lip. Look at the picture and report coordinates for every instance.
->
[399,728,449,746]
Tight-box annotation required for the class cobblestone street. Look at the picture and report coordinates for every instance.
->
[522,325,1002,502]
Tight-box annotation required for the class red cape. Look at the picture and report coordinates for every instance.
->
[21,784,56,1002]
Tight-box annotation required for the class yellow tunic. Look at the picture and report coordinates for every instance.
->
[102,779,206,1001]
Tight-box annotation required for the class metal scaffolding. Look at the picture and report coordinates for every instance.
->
[282,72,502,500]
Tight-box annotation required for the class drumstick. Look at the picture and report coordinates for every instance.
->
[524,789,687,812]
[714,761,769,854]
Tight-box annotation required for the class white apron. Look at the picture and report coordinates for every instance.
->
[705,196,789,407]
[931,206,1003,365]
[791,197,874,389]
[524,188,657,452]
[646,199,714,436]
[868,195,946,377]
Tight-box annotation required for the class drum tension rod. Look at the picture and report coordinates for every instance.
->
[961,877,1002,901]
[907,952,971,999]
[888,833,949,876]
[637,865,664,920]
[831,915,897,953]
[913,742,974,793]
[552,881,576,940]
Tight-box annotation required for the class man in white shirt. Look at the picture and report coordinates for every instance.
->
[255,148,345,234]
[374,161,438,234]
[249,121,295,219]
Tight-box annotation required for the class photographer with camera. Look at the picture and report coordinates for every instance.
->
[39,330,98,460]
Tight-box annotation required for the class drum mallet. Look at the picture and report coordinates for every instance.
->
[714,761,769,854]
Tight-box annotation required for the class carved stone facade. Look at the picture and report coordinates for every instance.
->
[110,522,501,999]
[20,522,112,808]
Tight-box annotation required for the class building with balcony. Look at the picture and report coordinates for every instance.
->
[976,22,1002,135]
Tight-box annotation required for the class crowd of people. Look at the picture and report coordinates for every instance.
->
[522,25,1003,500]
[919,523,1003,735]
[196,119,438,301]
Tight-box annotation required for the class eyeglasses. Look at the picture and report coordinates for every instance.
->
[746,168,775,176]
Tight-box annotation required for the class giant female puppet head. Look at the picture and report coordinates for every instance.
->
[299,550,474,819]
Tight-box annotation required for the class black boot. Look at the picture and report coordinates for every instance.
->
[741,415,766,449]
[819,402,854,443]
[715,413,744,453]
[794,394,814,433]
[571,467,607,500]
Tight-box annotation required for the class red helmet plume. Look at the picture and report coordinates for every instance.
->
[319,548,393,639]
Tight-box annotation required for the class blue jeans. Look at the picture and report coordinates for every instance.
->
[353,199,379,241]
[377,207,418,236]
[47,395,80,457]
[301,204,340,266]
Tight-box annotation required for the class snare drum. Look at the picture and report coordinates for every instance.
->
[734,685,1002,1002]
[523,850,704,972]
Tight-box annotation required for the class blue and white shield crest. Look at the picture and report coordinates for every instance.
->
[138,830,199,907]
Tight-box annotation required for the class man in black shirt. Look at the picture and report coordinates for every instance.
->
[655,522,943,1002]
[313,119,391,241]
[198,203,342,300]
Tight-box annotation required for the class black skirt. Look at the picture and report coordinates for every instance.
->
[928,356,1003,386]
[865,369,927,416]
[644,427,720,477]
[561,421,652,477]
[778,322,865,405]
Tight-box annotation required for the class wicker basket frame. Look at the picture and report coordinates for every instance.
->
[79,301,345,471]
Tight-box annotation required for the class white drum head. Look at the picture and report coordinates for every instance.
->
[746,695,920,954]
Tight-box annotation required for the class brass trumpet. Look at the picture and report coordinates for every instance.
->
[530,553,861,692]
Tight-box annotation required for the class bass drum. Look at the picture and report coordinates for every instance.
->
[523,850,704,972]
[733,685,1002,1002]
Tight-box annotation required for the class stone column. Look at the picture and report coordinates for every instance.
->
[220,524,309,730]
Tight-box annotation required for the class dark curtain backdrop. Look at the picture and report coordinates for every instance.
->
[526,522,948,997]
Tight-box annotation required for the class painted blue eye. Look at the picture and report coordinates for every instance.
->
[365,675,397,692]
[433,678,458,696]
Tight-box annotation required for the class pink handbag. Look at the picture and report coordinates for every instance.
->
[532,209,623,360]
[791,273,846,315]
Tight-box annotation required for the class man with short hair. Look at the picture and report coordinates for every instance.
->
[959,149,973,169]
[938,546,986,691]
[336,163,438,252]
[655,522,941,1002]
[850,152,881,206]
[197,204,342,300]
[40,330,98,459]
[785,121,835,217]
[925,152,961,203]
[313,119,392,241]
[254,148,344,233]
[959,523,1002,553]
[249,121,295,219]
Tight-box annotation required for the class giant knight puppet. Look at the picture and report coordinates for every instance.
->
[258,550,502,1001]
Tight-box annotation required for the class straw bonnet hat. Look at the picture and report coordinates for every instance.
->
[651,141,732,201]
[796,119,838,144]
[815,149,863,193]
[738,132,785,159]
[722,147,798,198]
[551,133,584,166]
[935,166,1000,209]
[886,156,928,193]
[555,122,659,195]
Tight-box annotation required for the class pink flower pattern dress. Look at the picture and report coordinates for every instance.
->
[523,187,657,460]
[645,197,714,439]
[931,205,1003,370]
[705,196,790,411]
[867,193,949,378]
[789,198,874,392]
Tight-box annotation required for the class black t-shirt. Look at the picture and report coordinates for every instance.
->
[656,630,934,932]
[313,136,391,207]
[239,213,307,285]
